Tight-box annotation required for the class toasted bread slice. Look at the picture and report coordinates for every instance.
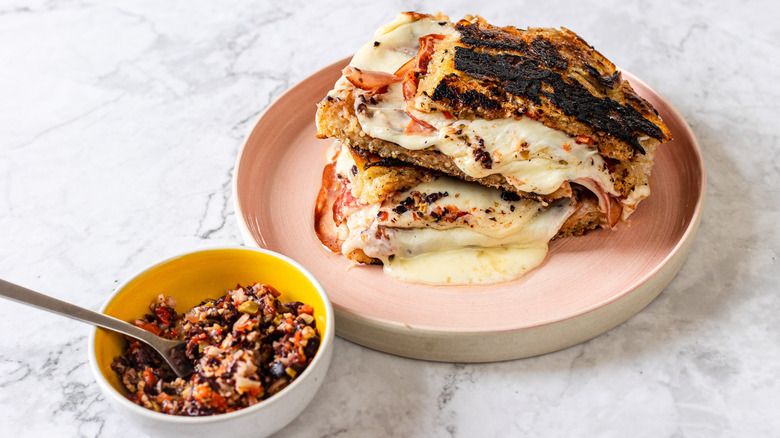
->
[316,12,671,205]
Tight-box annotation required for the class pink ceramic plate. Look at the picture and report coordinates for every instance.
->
[233,58,705,362]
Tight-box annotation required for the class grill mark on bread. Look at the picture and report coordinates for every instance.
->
[445,44,664,154]
[530,37,568,70]
[458,22,531,52]
[431,73,503,112]
[584,63,619,88]
[418,19,672,161]
[457,23,568,71]
[362,156,409,170]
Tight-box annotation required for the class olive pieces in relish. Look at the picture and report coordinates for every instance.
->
[110,283,320,416]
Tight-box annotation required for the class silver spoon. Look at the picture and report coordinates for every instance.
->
[0,278,194,378]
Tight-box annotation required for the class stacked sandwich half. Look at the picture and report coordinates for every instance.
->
[314,12,672,285]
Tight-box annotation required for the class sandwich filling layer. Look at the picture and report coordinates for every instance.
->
[355,82,614,198]
[317,142,576,285]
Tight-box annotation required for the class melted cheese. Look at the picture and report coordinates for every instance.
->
[348,15,618,198]
[333,145,575,285]
[385,247,549,285]
[350,14,456,73]
[621,184,650,220]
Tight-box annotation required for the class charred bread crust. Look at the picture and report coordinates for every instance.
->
[416,16,672,161]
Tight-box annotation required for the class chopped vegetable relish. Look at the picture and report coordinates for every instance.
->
[110,283,320,416]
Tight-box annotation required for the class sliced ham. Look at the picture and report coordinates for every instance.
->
[401,34,446,135]
[404,114,437,135]
[332,181,361,226]
[346,35,446,136]
[393,57,416,79]
[573,178,622,228]
[314,160,345,252]
[342,66,401,91]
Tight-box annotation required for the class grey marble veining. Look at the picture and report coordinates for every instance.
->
[1,0,778,437]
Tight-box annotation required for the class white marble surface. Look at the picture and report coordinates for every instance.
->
[1,0,778,436]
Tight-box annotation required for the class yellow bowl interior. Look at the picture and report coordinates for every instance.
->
[93,248,328,395]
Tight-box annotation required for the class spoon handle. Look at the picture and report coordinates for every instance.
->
[0,278,154,343]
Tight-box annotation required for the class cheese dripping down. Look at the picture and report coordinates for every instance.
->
[330,143,576,285]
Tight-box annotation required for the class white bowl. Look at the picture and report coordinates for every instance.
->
[88,247,334,438]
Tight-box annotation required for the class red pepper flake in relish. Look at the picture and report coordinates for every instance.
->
[110,283,321,416]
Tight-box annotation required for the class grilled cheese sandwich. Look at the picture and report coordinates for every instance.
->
[313,12,671,285]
